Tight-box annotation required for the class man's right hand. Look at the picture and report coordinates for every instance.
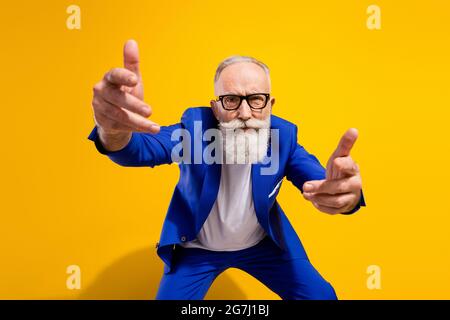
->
[91,40,160,151]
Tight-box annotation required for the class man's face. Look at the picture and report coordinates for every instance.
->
[211,62,275,123]
[210,61,275,164]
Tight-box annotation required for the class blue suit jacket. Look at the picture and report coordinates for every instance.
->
[88,107,366,273]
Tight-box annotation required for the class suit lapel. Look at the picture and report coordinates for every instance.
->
[251,162,271,233]
[195,162,221,232]
[194,111,221,233]
[251,135,275,234]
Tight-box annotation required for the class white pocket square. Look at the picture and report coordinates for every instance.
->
[268,179,283,198]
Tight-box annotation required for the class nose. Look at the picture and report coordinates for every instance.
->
[238,99,252,121]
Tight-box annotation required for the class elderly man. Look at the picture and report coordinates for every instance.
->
[88,40,366,300]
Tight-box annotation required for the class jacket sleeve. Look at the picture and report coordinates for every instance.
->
[285,124,366,215]
[87,123,182,167]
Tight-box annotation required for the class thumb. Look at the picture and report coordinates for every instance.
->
[333,128,358,158]
[123,39,144,99]
[123,39,141,77]
[326,128,358,180]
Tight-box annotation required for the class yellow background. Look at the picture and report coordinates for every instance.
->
[1,0,449,299]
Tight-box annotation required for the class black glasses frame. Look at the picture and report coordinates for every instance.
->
[217,93,270,111]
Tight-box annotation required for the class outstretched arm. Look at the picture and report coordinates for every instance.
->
[87,123,181,167]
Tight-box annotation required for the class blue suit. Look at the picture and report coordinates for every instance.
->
[88,107,366,299]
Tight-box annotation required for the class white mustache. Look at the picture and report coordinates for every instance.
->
[219,117,270,130]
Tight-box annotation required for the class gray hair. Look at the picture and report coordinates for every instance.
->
[214,55,270,83]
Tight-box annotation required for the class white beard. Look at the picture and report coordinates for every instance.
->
[219,117,270,164]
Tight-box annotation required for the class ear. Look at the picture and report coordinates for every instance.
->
[210,99,219,118]
[270,97,276,108]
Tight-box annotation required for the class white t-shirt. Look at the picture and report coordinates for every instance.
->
[180,164,266,251]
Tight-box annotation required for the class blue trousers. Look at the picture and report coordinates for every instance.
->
[156,236,338,300]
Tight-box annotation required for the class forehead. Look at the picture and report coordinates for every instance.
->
[215,62,271,95]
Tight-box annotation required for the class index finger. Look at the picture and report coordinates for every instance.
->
[104,68,138,87]
[303,176,361,194]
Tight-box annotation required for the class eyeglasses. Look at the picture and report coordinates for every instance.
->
[217,93,270,111]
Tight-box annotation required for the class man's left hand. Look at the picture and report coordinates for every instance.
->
[302,128,363,215]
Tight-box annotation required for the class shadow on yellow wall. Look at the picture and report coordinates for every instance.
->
[78,247,247,300]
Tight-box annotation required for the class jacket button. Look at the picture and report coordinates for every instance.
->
[181,236,187,242]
